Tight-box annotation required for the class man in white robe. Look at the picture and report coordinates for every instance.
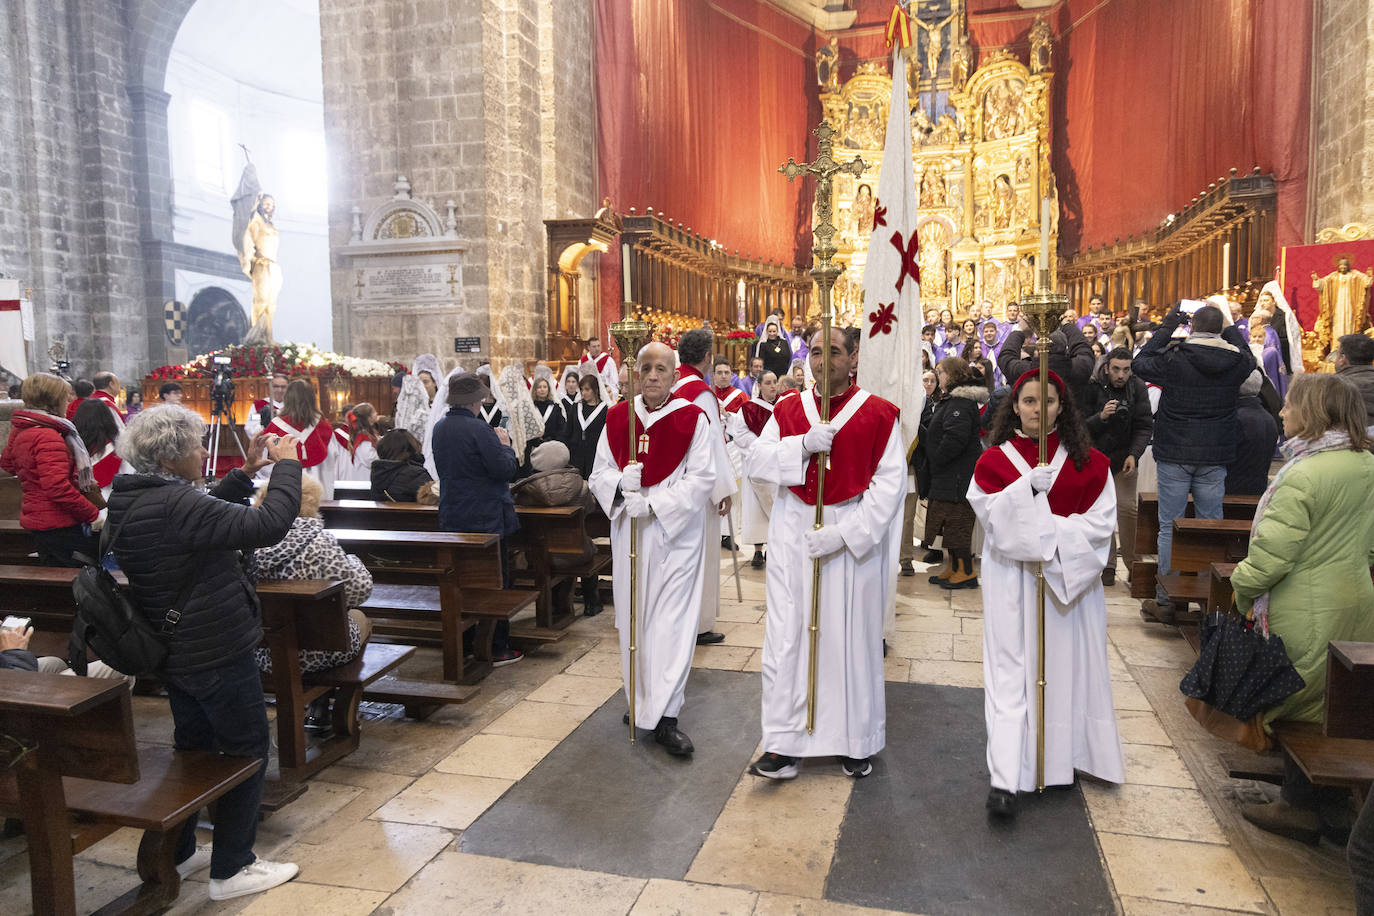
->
[747,328,906,779]
[967,368,1124,818]
[728,370,779,566]
[580,336,620,402]
[590,342,717,756]
[672,328,738,644]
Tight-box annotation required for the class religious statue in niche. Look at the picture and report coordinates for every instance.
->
[918,221,950,298]
[1311,257,1374,355]
[1029,16,1053,75]
[957,262,975,313]
[1015,151,1031,184]
[991,174,1015,230]
[912,104,934,145]
[983,79,1028,140]
[1017,254,1037,295]
[930,113,961,146]
[816,37,839,93]
[231,155,281,346]
[919,162,947,208]
[844,98,886,149]
[983,258,1010,309]
[852,184,876,237]
[951,31,972,91]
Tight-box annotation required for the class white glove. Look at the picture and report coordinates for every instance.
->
[1027,465,1055,493]
[623,492,652,519]
[802,423,836,455]
[620,463,643,493]
[805,526,846,558]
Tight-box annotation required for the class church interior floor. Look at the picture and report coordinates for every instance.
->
[0,556,1357,915]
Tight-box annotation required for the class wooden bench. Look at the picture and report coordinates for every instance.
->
[0,518,37,564]
[331,528,535,684]
[0,670,261,915]
[1130,492,1258,598]
[320,498,609,634]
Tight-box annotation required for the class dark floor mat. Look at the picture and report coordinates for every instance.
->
[459,667,761,878]
[826,682,1116,915]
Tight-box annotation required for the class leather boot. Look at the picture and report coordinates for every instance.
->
[944,553,979,590]
[653,717,694,756]
[927,558,954,585]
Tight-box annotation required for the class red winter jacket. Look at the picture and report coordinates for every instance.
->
[0,412,99,531]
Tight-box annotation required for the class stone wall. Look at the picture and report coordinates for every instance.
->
[1312,0,1374,233]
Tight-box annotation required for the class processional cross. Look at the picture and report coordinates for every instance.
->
[778,121,866,734]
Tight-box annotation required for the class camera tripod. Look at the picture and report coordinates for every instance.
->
[205,390,245,481]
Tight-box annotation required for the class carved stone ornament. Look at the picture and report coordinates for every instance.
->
[1315,223,1374,243]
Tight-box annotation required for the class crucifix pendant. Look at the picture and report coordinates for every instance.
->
[637,432,650,459]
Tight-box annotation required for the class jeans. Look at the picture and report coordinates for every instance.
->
[32,524,98,568]
[165,652,271,880]
[1154,461,1226,604]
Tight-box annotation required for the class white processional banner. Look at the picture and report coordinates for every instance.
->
[856,45,924,454]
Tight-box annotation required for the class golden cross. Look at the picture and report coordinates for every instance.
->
[778,121,867,287]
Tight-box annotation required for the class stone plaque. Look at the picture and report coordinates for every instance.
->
[454,336,481,353]
[356,263,460,302]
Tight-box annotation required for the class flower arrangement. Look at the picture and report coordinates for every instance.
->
[725,328,755,340]
[148,344,404,380]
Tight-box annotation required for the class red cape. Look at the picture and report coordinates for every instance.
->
[772,385,899,506]
[972,431,1110,516]
[605,399,703,487]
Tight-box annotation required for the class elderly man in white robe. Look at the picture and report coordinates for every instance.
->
[746,327,906,779]
[590,342,717,757]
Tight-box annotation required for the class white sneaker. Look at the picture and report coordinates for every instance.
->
[208,859,300,900]
[175,844,212,879]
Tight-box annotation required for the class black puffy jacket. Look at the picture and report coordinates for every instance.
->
[918,384,987,502]
[997,322,1095,410]
[107,462,301,675]
[370,456,433,502]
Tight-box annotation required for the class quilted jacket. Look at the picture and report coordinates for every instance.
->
[0,412,99,531]
[107,461,301,675]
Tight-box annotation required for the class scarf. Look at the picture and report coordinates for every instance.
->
[1247,429,1354,635]
[13,409,94,491]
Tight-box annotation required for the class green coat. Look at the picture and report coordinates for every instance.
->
[1230,447,1374,726]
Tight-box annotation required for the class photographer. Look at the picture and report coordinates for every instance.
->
[1084,348,1153,585]
[1132,302,1254,622]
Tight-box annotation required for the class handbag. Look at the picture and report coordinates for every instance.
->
[68,492,195,677]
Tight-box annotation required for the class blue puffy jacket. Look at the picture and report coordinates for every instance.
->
[432,406,520,537]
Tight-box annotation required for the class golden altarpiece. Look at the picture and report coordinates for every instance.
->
[819,6,1057,325]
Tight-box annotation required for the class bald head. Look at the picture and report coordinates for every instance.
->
[636,341,677,407]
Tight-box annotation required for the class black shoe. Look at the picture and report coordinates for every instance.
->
[883,639,889,658]
[748,752,799,779]
[1101,567,1116,587]
[986,788,1018,819]
[899,559,915,577]
[654,717,694,756]
[921,548,943,564]
[840,756,873,778]
[583,602,602,618]
[721,536,737,551]
[492,647,524,667]
[696,631,725,645]
[751,549,765,569]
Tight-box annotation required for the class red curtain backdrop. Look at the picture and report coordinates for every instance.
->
[595,0,819,332]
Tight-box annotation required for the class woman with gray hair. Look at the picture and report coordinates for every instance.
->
[106,405,304,900]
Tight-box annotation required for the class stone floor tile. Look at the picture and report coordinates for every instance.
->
[743,649,764,673]
[435,733,559,780]
[961,616,984,637]
[1097,833,1268,913]
[383,851,644,915]
[952,633,982,662]
[1259,874,1358,916]
[523,673,623,708]
[373,771,514,830]
[283,818,453,891]
[719,621,767,649]
[1122,743,1197,789]
[693,644,756,671]
[686,769,851,897]
[886,630,953,660]
[718,602,767,624]
[1118,896,1269,915]
[752,892,915,915]
[1118,709,1174,746]
[907,658,984,688]
[1114,679,1155,711]
[565,649,625,679]
[0,856,142,915]
[629,878,759,914]
[892,613,963,634]
[882,655,912,682]
[1113,636,1197,670]
[481,700,593,741]
[234,881,389,916]
[947,589,983,612]
[1082,783,1229,843]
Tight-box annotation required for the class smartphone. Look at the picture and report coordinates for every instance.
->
[1,616,31,632]
[1179,299,1206,316]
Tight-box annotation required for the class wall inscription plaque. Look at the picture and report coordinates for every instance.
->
[356,264,460,302]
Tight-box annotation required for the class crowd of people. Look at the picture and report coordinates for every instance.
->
[3,285,1374,904]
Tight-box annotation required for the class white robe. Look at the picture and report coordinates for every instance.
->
[967,441,1125,792]
[674,377,738,634]
[748,410,906,759]
[727,407,776,545]
[590,405,717,728]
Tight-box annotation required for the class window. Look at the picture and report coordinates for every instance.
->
[189,99,229,192]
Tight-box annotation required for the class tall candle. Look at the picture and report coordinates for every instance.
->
[1222,241,1231,290]
[622,242,632,303]
[1039,198,1051,277]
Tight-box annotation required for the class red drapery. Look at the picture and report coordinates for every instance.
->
[594,0,818,332]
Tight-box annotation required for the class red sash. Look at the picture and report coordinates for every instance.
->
[266,416,334,469]
[741,398,774,436]
[672,366,711,406]
[972,432,1109,516]
[92,443,121,489]
[92,390,125,425]
[772,385,899,506]
[714,385,748,414]
[605,398,703,487]
[580,353,611,372]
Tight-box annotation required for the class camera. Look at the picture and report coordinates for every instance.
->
[210,355,235,415]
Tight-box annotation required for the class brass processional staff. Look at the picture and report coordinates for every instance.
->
[779,122,866,733]
[611,245,655,743]
[1019,198,1070,790]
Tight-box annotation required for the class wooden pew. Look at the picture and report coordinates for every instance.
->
[1130,492,1258,598]
[0,670,261,915]
[0,518,37,563]
[319,498,608,633]
[330,528,535,684]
